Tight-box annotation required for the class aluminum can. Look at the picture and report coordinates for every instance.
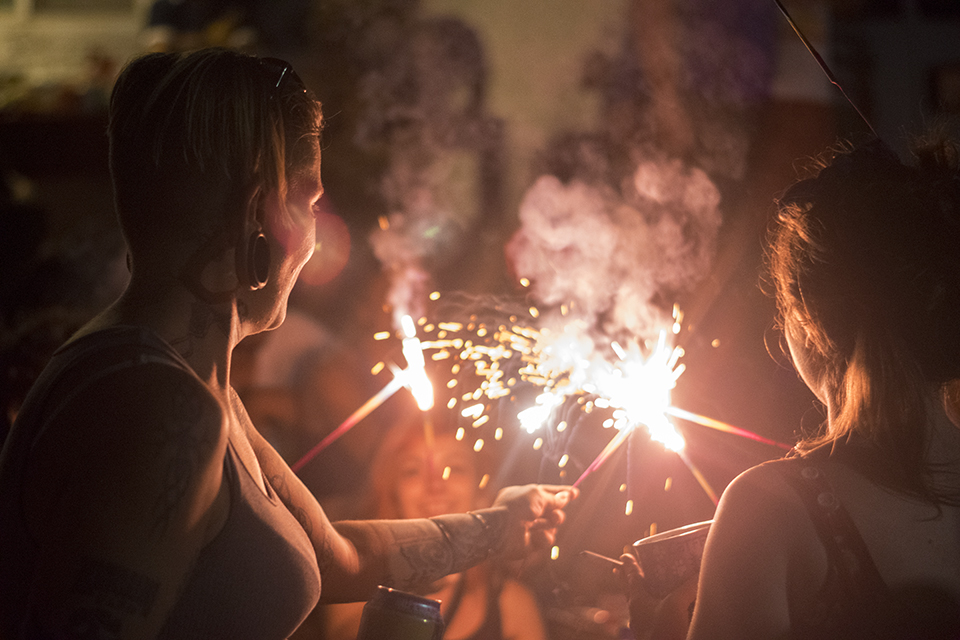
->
[355,585,444,640]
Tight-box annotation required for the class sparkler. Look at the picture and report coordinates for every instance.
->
[664,406,793,451]
[290,314,434,473]
[394,302,788,504]
[293,296,790,507]
[400,314,437,449]
[401,314,435,412]
[579,549,624,567]
[291,373,405,473]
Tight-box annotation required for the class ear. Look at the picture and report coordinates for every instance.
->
[235,186,271,291]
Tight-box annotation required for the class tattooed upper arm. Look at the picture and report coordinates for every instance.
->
[24,558,162,640]
[24,363,228,639]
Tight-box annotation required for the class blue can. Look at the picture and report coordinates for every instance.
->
[355,586,445,640]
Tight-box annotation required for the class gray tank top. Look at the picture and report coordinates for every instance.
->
[0,326,321,639]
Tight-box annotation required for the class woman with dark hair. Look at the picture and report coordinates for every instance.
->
[625,135,960,639]
[0,48,574,640]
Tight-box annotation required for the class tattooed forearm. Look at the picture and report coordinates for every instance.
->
[336,508,510,591]
[430,509,507,568]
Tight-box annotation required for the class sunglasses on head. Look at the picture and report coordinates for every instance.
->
[259,57,307,97]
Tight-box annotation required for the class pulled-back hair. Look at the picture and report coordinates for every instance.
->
[766,134,960,499]
[108,49,323,261]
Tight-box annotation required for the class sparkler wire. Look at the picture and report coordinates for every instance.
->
[676,449,719,506]
[290,375,405,473]
[664,406,794,451]
[572,424,633,488]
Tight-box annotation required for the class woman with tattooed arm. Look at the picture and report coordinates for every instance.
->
[0,48,575,640]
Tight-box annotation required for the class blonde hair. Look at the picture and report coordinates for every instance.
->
[108,49,322,261]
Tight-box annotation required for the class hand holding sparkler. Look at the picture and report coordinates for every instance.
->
[491,483,579,558]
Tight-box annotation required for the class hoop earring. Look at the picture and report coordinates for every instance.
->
[246,232,270,290]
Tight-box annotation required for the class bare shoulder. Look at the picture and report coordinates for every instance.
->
[26,360,228,539]
[707,460,825,569]
[715,461,805,522]
[688,460,826,640]
[20,360,230,638]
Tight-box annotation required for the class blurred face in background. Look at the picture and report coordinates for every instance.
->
[393,434,480,519]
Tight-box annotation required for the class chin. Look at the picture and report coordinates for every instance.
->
[251,302,287,334]
[266,306,288,331]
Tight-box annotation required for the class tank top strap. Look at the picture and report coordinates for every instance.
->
[30,326,195,446]
[768,457,893,632]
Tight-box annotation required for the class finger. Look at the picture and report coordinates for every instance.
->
[618,554,642,577]
[537,507,565,528]
[528,528,556,550]
[534,488,577,515]
[528,517,559,531]
[538,485,580,503]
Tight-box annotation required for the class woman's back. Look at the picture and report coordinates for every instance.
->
[689,419,960,639]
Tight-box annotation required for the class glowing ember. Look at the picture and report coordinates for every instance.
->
[399,314,434,411]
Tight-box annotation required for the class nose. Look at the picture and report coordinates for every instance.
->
[423,463,449,493]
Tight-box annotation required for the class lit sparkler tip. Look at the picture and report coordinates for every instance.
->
[399,313,435,411]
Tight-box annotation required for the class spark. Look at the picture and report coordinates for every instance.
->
[291,314,438,472]
[400,314,434,412]
[461,403,484,419]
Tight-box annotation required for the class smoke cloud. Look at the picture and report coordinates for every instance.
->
[506,152,722,343]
